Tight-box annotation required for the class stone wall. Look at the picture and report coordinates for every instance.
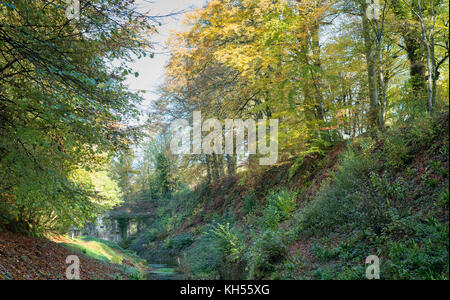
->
[68,214,146,243]
[69,214,121,242]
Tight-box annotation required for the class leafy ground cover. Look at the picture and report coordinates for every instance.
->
[0,229,146,280]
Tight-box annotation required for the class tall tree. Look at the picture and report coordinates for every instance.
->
[0,0,156,232]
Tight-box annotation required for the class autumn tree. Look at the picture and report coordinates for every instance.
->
[0,0,156,233]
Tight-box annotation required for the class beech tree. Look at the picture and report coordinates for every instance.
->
[0,0,156,233]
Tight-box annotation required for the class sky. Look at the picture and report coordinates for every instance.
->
[124,0,208,117]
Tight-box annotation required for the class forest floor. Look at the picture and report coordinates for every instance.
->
[0,229,145,280]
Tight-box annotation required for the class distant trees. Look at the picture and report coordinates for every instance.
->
[129,134,179,200]
[146,0,448,186]
[111,149,137,201]
[392,0,449,114]
[400,0,447,115]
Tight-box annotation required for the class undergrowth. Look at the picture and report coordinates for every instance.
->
[124,113,449,280]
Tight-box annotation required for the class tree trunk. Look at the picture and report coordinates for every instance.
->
[417,0,434,115]
[392,0,427,96]
[431,35,437,109]
[211,153,220,183]
[405,33,427,94]
[361,2,379,130]
[226,154,236,176]
[376,20,387,130]
[205,155,212,184]
[218,155,225,178]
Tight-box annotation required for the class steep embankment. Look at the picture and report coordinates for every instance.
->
[0,230,146,280]
[124,113,449,280]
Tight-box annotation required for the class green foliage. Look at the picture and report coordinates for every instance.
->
[128,271,145,280]
[312,263,366,280]
[242,193,258,215]
[437,189,449,209]
[405,115,437,151]
[155,152,172,196]
[384,132,411,169]
[183,234,223,279]
[210,223,244,263]
[288,147,325,180]
[247,229,287,279]
[312,244,340,263]
[288,116,449,280]
[111,150,137,201]
[263,189,296,229]
[295,148,376,236]
[0,0,155,234]
[165,233,195,251]
[262,205,283,230]
[369,171,407,203]
[126,112,449,281]
[178,223,247,279]
[384,220,449,280]
[384,115,438,169]
[135,135,180,199]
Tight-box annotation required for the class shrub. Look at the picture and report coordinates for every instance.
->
[210,223,244,263]
[437,188,449,209]
[242,193,258,215]
[369,171,406,202]
[262,204,282,230]
[384,132,411,169]
[295,149,375,236]
[312,244,340,262]
[128,229,158,253]
[384,220,449,280]
[247,229,287,279]
[288,147,325,180]
[128,271,145,280]
[406,115,436,151]
[171,233,195,251]
[182,234,223,279]
[263,189,296,229]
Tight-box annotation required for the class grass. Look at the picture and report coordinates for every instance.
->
[50,234,149,278]
[61,236,124,263]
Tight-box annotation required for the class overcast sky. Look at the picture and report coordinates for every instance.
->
[124,0,208,116]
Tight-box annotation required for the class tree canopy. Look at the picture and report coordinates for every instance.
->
[0,0,156,233]
[147,0,448,186]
